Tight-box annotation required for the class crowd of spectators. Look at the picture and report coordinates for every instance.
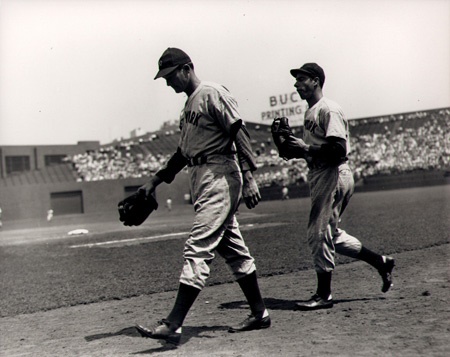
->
[68,144,170,182]
[348,109,449,180]
[66,109,449,187]
[253,158,309,188]
[252,108,449,187]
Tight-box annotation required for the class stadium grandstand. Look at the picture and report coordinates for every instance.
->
[0,107,449,222]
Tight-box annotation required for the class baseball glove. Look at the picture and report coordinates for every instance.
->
[118,191,158,226]
[271,117,299,160]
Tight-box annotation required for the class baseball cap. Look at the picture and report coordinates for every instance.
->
[290,63,325,87]
[154,48,191,80]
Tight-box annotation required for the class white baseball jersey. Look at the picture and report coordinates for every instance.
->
[303,97,351,154]
[175,81,256,289]
[178,81,241,160]
[302,97,361,273]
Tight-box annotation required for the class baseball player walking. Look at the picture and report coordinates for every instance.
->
[282,63,395,310]
[135,48,270,344]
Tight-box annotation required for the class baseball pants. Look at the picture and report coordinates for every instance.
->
[307,163,362,273]
[180,155,256,290]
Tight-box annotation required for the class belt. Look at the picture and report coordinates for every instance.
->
[186,154,237,167]
[308,157,348,170]
[307,161,325,170]
[187,156,208,167]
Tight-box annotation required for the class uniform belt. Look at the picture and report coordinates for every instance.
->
[186,154,237,167]
[307,161,325,170]
[308,157,348,170]
[187,156,208,167]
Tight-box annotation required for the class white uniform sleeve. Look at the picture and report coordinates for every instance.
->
[324,110,347,140]
[209,88,241,133]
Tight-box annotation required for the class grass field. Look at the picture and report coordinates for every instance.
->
[0,185,449,318]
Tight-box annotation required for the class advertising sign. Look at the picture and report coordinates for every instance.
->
[260,92,307,126]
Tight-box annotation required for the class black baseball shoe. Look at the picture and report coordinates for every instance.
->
[135,319,182,345]
[294,294,334,311]
[378,256,395,293]
[228,310,271,333]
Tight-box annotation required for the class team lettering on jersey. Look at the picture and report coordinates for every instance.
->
[304,119,319,134]
[184,110,203,126]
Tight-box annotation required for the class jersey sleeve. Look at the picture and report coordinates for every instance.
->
[323,110,348,141]
[215,89,257,171]
[231,121,258,172]
[208,87,242,133]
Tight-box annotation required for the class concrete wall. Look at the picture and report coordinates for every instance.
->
[1,169,448,223]
[0,172,190,222]
[0,142,100,178]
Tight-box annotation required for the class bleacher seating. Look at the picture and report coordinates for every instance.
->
[1,107,448,187]
[0,163,78,187]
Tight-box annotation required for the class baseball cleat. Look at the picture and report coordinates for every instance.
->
[135,319,182,345]
[294,294,334,311]
[228,310,271,333]
[379,256,395,293]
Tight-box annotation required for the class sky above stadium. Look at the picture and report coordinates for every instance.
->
[1,0,449,146]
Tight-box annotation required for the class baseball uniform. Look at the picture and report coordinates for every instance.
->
[171,81,257,289]
[303,97,362,272]
[135,48,269,341]
[288,63,394,312]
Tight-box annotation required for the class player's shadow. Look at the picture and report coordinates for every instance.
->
[332,296,388,304]
[219,296,387,311]
[85,326,140,342]
[219,297,297,311]
[85,325,229,355]
[133,325,229,354]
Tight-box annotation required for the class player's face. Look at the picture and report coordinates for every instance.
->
[163,68,189,93]
[294,74,315,100]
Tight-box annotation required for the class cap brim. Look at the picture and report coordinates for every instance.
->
[290,68,310,78]
[154,65,178,80]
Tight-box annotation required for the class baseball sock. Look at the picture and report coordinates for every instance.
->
[357,246,384,270]
[166,283,201,329]
[237,271,267,318]
[316,271,332,299]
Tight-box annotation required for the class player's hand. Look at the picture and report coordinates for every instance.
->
[242,171,261,209]
[286,135,310,152]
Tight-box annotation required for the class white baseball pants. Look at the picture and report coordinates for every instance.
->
[180,155,256,289]
[307,163,362,273]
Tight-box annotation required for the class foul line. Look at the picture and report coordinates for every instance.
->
[69,231,188,248]
[68,223,277,249]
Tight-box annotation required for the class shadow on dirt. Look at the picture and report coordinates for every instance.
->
[85,325,229,354]
[85,326,140,341]
[219,296,388,311]
[83,296,391,354]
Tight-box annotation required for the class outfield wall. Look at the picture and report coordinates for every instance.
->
[0,172,190,223]
[0,169,448,223]
[0,142,100,179]
[258,170,449,200]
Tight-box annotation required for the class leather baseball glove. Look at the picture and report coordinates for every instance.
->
[271,117,304,160]
[118,191,158,226]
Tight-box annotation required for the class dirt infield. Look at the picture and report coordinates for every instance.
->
[1,243,448,357]
[1,186,449,356]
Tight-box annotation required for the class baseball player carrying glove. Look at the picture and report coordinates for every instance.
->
[134,47,269,345]
[118,191,158,226]
[271,117,310,160]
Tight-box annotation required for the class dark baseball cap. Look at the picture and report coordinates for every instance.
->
[154,48,191,80]
[290,63,325,87]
